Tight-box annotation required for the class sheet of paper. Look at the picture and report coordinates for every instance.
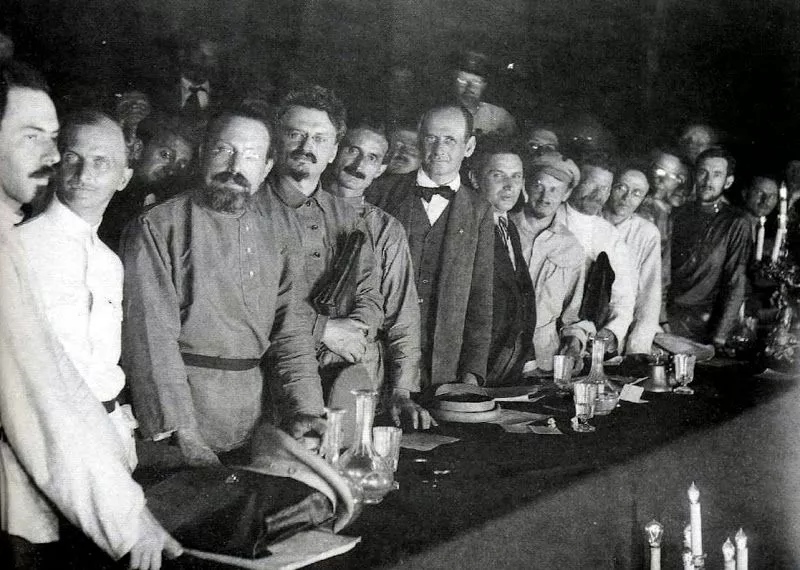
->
[529,424,564,435]
[619,384,648,403]
[484,385,541,402]
[502,422,534,433]
[184,530,361,570]
[400,432,460,451]
[488,408,550,425]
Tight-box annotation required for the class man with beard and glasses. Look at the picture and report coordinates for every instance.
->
[121,104,323,465]
[327,125,434,430]
[669,147,751,348]
[367,104,494,389]
[262,86,383,439]
[554,151,636,355]
[0,61,180,570]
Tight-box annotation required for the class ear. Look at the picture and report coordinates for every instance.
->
[468,170,480,190]
[724,174,734,190]
[464,135,477,158]
[118,167,134,192]
[377,164,388,178]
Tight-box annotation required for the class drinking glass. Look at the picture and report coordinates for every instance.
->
[372,426,402,472]
[553,355,574,393]
[673,354,696,395]
[572,380,597,433]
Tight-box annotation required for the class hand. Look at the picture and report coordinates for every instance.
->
[286,414,327,451]
[322,318,369,363]
[595,328,618,353]
[176,428,221,467]
[558,336,584,375]
[129,508,183,570]
[390,389,437,430]
[459,372,481,386]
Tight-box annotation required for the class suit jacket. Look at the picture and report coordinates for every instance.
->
[490,218,535,368]
[366,172,494,386]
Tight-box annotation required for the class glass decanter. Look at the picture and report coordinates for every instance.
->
[584,335,619,415]
[320,407,346,466]
[337,389,397,505]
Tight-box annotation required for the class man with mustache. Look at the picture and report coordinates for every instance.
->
[367,104,494,389]
[385,124,421,175]
[122,103,323,464]
[0,61,180,570]
[602,167,663,354]
[669,147,752,347]
[554,151,636,355]
[327,125,433,429]
[262,86,384,438]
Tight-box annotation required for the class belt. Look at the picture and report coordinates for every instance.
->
[181,352,262,371]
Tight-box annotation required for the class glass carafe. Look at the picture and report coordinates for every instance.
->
[320,407,345,466]
[585,336,619,415]
[337,389,396,504]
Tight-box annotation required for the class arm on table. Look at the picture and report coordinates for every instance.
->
[712,218,752,346]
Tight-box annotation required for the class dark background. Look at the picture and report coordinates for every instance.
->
[4,0,800,162]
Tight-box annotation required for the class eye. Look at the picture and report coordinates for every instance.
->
[423,135,437,145]
[63,152,80,164]
[94,157,112,170]
[242,150,261,161]
[312,134,331,145]
[285,130,304,141]
[365,154,379,164]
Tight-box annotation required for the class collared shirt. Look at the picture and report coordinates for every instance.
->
[556,203,637,347]
[494,212,516,269]
[416,169,461,225]
[512,212,587,370]
[1,200,145,553]
[18,198,125,402]
[472,101,517,136]
[607,214,662,354]
[180,76,210,109]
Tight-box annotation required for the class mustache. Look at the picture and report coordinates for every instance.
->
[212,171,250,190]
[343,165,366,180]
[290,149,317,163]
[30,165,57,180]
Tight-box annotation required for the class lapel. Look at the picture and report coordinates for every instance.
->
[437,185,474,292]
[493,228,516,286]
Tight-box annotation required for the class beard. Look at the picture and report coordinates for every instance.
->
[196,172,253,214]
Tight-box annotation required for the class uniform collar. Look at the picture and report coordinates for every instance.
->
[271,175,327,210]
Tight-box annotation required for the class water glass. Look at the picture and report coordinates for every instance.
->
[553,355,574,392]
[372,426,402,472]
[572,381,597,433]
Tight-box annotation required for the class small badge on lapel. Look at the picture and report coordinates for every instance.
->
[458,229,464,235]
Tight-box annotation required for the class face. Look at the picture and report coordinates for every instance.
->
[0,87,60,210]
[568,165,614,215]
[472,153,523,215]
[668,184,690,208]
[649,152,685,200]
[115,91,152,127]
[526,171,571,219]
[277,106,339,183]
[745,177,779,218]
[57,119,132,220]
[202,115,273,195]
[695,156,733,204]
[454,70,487,107]
[527,128,558,156]
[137,132,194,184]
[680,125,714,163]
[333,128,388,194]
[180,40,220,84]
[420,108,476,181]
[386,128,420,175]
[607,170,649,220]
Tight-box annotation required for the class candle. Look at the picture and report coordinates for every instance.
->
[735,528,748,570]
[755,216,765,261]
[645,520,663,570]
[722,537,735,570]
[771,228,784,263]
[688,482,703,558]
[683,523,692,550]
[682,549,694,570]
[780,182,788,217]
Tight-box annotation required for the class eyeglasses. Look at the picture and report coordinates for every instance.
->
[210,146,262,162]
[653,167,686,184]
[611,182,647,199]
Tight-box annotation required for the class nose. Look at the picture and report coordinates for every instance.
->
[350,153,364,170]
[228,151,246,173]
[43,139,60,167]
[299,134,316,153]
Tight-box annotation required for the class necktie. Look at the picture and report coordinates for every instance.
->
[415,185,455,202]
[184,85,206,115]
[497,216,516,270]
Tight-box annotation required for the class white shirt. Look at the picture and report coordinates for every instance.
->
[180,76,210,109]
[609,215,662,354]
[17,198,125,402]
[556,203,637,348]
[416,168,460,225]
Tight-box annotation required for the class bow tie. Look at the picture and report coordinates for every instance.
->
[415,185,455,202]
[188,84,207,94]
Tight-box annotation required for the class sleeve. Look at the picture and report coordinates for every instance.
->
[625,229,662,354]
[603,233,637,348]
[560,260,592,348]
[269,249,326,417]
[660,216,672,324]
[713,217,752,342]
[346,217,385,336]
[457,203,495,381]
[0,239,145,559]
[120,216,199,438]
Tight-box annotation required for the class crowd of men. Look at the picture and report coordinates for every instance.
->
[1,33,798,569]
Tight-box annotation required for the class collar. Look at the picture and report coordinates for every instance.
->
[45,197,99,237]
[0,200,23,230]
[416,169,461,192]
[564,202,594,222]
[181,76,210,93]
[271,176,326,210]
[493,212,508,225]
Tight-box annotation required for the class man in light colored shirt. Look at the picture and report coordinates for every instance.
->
[555,152,636,354]
[18,110,138,469]
[451,50,516,136]
[0,60,179,570]
[602,168,662,354]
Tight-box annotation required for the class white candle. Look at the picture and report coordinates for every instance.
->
[735,528,748,570]
[688,483,703,558]
[780,183,788,217]
[771,228,784,262]
[683,523,692,550]
[755,216,765,261]
[682,549,694,570]
[722,537,735,570]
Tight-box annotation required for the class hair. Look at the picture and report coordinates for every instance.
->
[470,134,526,174]
[206,101,276,160]
[59,108,128,165]
[419,104,474,142]
[0,60,49,125]
[695,146,737,177]
[343,123,390,163]
[274,84,347,142]
[579,148,618,177]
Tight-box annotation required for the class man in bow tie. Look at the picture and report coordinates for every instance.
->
[367,104,494,389]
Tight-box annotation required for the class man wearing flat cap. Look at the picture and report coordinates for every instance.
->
[452,50,517,136]
[510,152,588,372]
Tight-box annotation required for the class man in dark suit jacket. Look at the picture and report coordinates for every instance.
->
[468,136,535,385]
[367,104,494,389]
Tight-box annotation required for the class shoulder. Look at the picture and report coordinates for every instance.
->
[137,191,194,226]
[365,172,416,206]
[317,190,362,225]
[543,222,586,268]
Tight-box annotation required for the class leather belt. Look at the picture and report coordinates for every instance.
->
[181,352,262,371]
